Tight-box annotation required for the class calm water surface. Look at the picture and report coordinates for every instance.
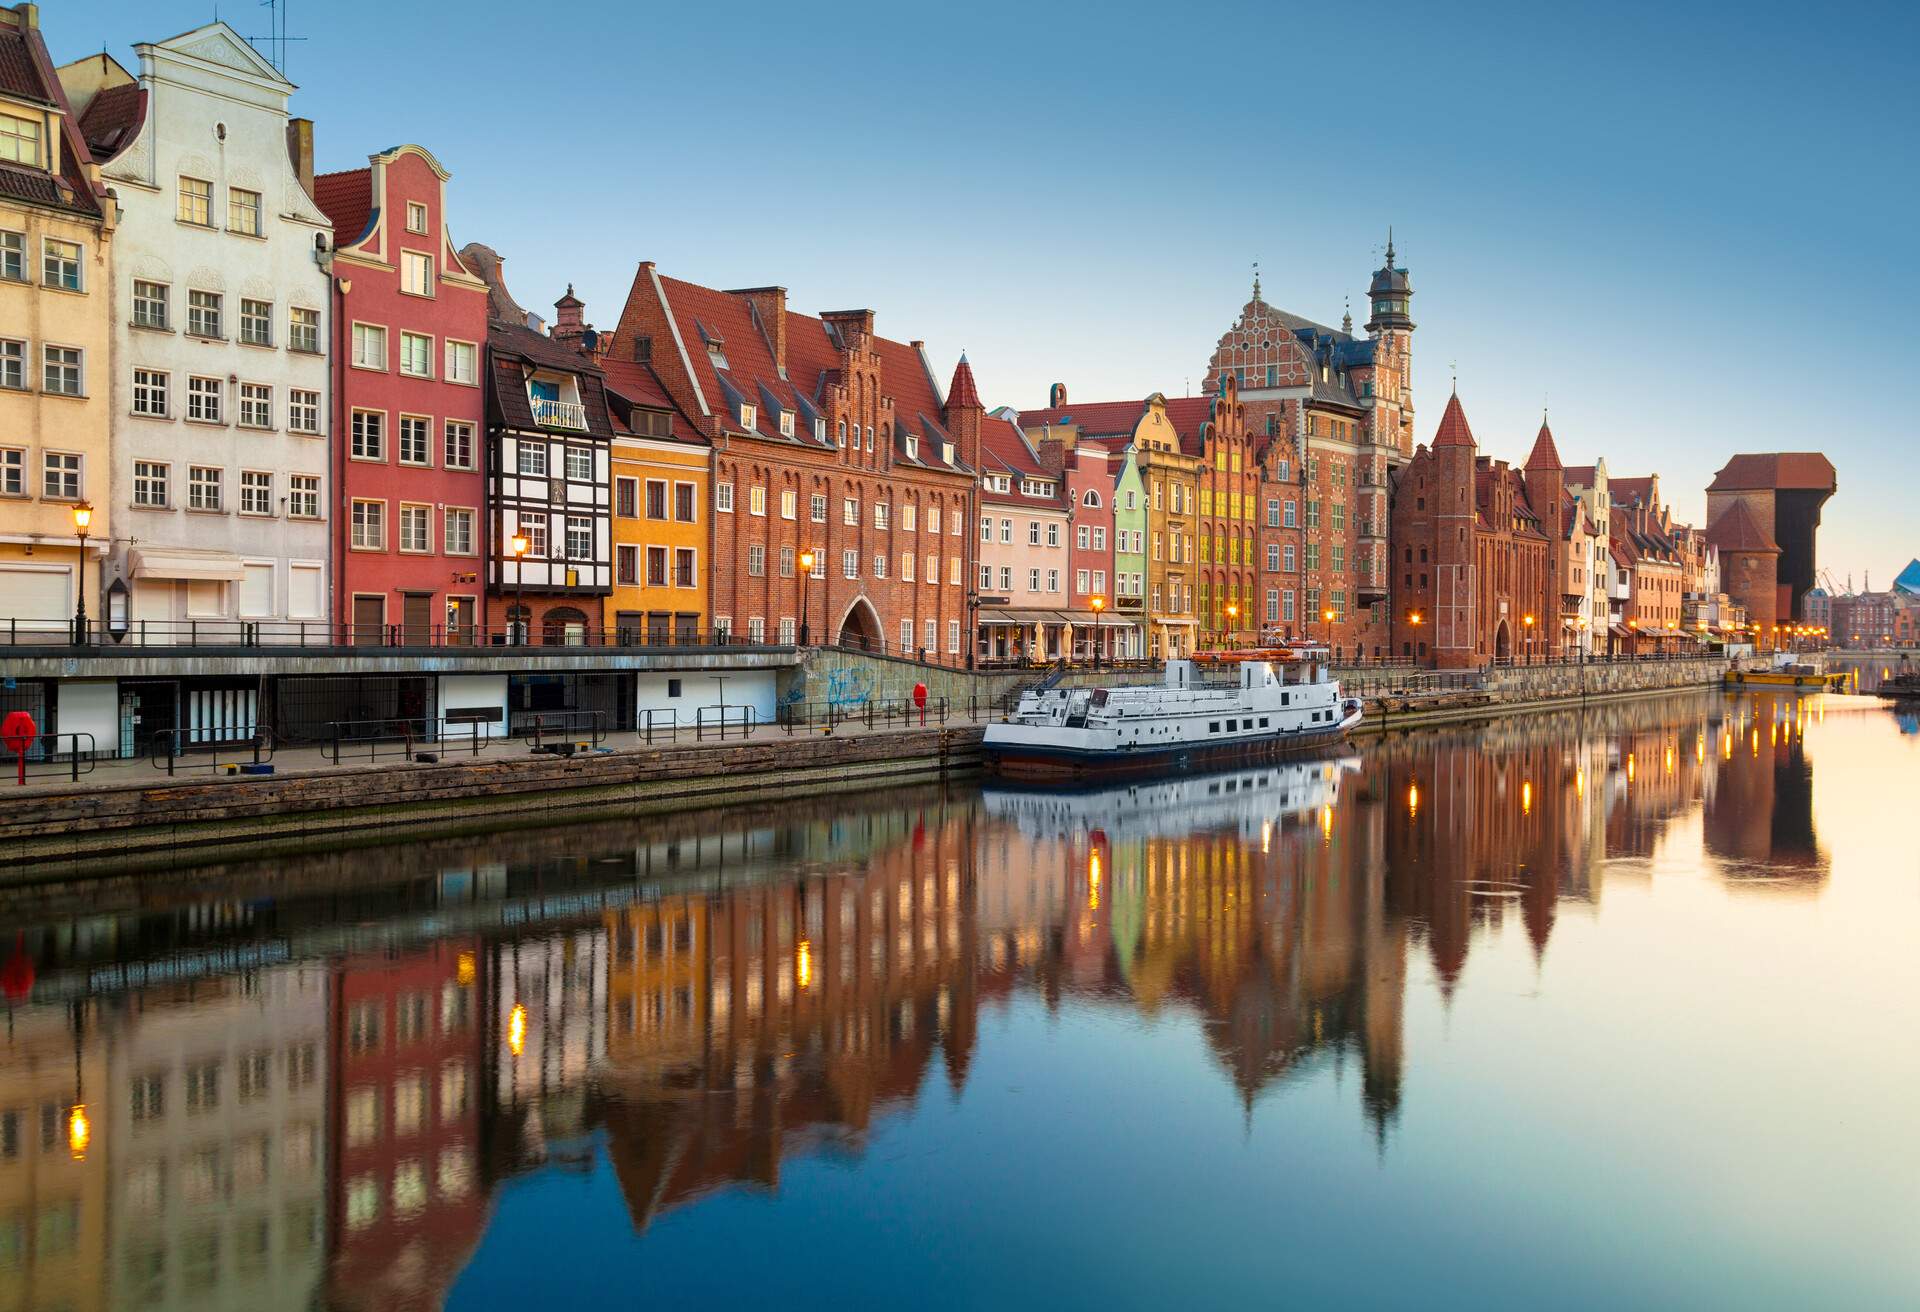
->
[3,689,1916,1310]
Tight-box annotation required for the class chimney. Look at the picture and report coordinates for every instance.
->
[728,286,788,377]
[551,284,587,349]
[286,117,315,200]
[820,308,875,354]
[1037,433,1067,473]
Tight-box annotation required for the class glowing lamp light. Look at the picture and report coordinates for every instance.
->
[1627,753,1637,783]
[68,1103,90,1160]
[507,1003,527,1057]
[509,533,530,558]
[1321,804,1333,841]
[1521,780,1533,815]
[1407,781,1420,815]
[71,501,93,533]
[799,549,816,572]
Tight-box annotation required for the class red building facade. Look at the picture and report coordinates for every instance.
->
[1387,393,1557,667]
[606,267,977,658]
[316,146,490,642]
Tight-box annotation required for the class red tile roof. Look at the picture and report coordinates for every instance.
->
[1707,452,1836,493]
[0,22,47,102]
[1433,392,1475,447]
[1562,464,1597,486]
[947,354,981,409]
[1706,499,1780,554]
[313,167,374,246]
[979,415,1065,509]
[1609,476,1655,506]
[76,82,144,161]
[1019,393,1222,456]
[0,20,102,217]
[1524,420,1562,470]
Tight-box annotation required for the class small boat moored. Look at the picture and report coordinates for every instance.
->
[983,650,1363,783]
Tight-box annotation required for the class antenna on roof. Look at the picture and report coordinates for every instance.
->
[244,0,308,75]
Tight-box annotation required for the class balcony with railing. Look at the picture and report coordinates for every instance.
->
[529,395,588,430]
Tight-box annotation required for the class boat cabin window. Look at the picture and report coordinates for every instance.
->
[1259,717,1269,727]
[1210,722,1220,733]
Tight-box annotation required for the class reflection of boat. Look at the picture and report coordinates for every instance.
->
[983,654,1364,783]
[981,756,1362,839]
[1725,651,1848,690]
[1871,656,1920,701]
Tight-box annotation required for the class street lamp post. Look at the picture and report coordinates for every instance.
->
[1322,608,1335,661]
[1225,602,1239,651]
[1523,613,1536,665]
[71,501,92,645]
[1091,594,1105,668]
[798,549,816,646]
[509,533,530,644]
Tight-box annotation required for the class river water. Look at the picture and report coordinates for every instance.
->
[2,688,1915,1310]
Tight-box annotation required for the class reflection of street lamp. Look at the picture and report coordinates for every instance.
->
[798,549,816,646]
[509,533,530,643]
[67,1103,90,1160]
[71,501,92,644]
[508,1003,527,1057]
[1090,594,1105,668]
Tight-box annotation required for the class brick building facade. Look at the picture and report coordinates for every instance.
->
[605,267,975,658]
[1205,243,1416,658]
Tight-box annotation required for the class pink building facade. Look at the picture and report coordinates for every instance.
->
[316,145,490,642]
[975,415,1073,663]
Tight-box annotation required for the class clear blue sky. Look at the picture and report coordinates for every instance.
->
[55,0,1918,586]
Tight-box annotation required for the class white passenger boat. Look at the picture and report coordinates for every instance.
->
[982,651,1365,783]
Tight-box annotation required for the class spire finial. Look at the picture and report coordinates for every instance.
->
[1385,227,1395,267]
[1450,358,1457,394]
[1342,296,1353,335]
[1252,259,1261,301]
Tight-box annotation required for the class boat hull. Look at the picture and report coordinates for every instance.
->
[1724,671,1847,690]
[985,717,1361,784]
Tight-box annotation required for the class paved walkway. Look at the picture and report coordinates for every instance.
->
[9,712,982,796]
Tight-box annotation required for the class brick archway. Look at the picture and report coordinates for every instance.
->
[836,596,883,652]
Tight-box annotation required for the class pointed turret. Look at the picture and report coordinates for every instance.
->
[1366,228,1413,333]
[1525,416,1563,471]
[1433,390,1475,447]
[944,352,984,469]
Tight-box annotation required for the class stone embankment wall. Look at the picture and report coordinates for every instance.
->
[1484,657,1727,700]
[2,727,982,878]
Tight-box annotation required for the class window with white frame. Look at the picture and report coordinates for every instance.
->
[177,176,213,226]
[240,470,273,515]
[351,498,384,548]
[999,519,1013,544]
[1076,568,1089,593]
[1027,521,1040,547]
[747,617,765,643]
[239,383,272,428]
[999,566,1012,590]
[520,520,547,556]
[400,503,431,552]
[0,114,35,166]
[289,474,320,518]
[873,554,886,579]
[42,450,80,499]
[979,563,992,589]
[874,502,890,530]
[739,402,756,430]
[352,323,387,369]
[564,515,592,559]
[133,279,169,328]
[351,410,384,459]
[843,497,859,526]
[183,375,220,423]
[778,409,794,437]
[187,290,222,337]
[778,617,796,644]
[0,230,20,280]
[0,338,20,388]
[0,446,20,495]
[749,485,766,516]
[564,446,592,481]
[399,332,431,377]
[189,465,223,511]
[1028,568,1040,592]
[615,544,638,585]
[747,544,765,576]
[290,388,320,434]
[42,346,81,395]
[289,306,320,353]
[395,416,428,465]
[41,238,80,291]
[810,493,826,522]
[948,619,961,653]
[444,507,474,554]
[779,488,796,520]
[902,504,917,533]
[675,547,695,587]
[842,549,858,579]
[445,340,477,385]
[227,187,262,236]
[899,619,913,652]
[133,368,169,417]
[240,297,272,345]
[134,460,169,507]
[715,481,734,512]
[901,552,915,581]
[444,421,474,470]
[1047,569,1060,593]
[406,201,428,234]
[402,251,434,297]
[949,556,961,585]
[517,442,546,477]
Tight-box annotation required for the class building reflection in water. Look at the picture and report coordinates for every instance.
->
[0,687,1842,1307]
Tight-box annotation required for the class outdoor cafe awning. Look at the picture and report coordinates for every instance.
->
[130,548,247,582]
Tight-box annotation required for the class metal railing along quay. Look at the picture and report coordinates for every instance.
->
[0,617,787,654]
[4,731,98,784]
[148,728,277,776]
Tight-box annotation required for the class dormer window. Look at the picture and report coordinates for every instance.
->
[0,112,40,168]
[779,409,795,437]
[942,442,954,466]
[706,341,729,370]
[740,402,757,431]
[985,475,1011,494]
[813,418,825,442]
[905,433,919,459]
[526,373,587,430]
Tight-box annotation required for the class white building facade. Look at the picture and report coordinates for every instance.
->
[83,24,331,637]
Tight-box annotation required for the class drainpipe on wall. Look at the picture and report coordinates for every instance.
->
[331,271,347,637]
